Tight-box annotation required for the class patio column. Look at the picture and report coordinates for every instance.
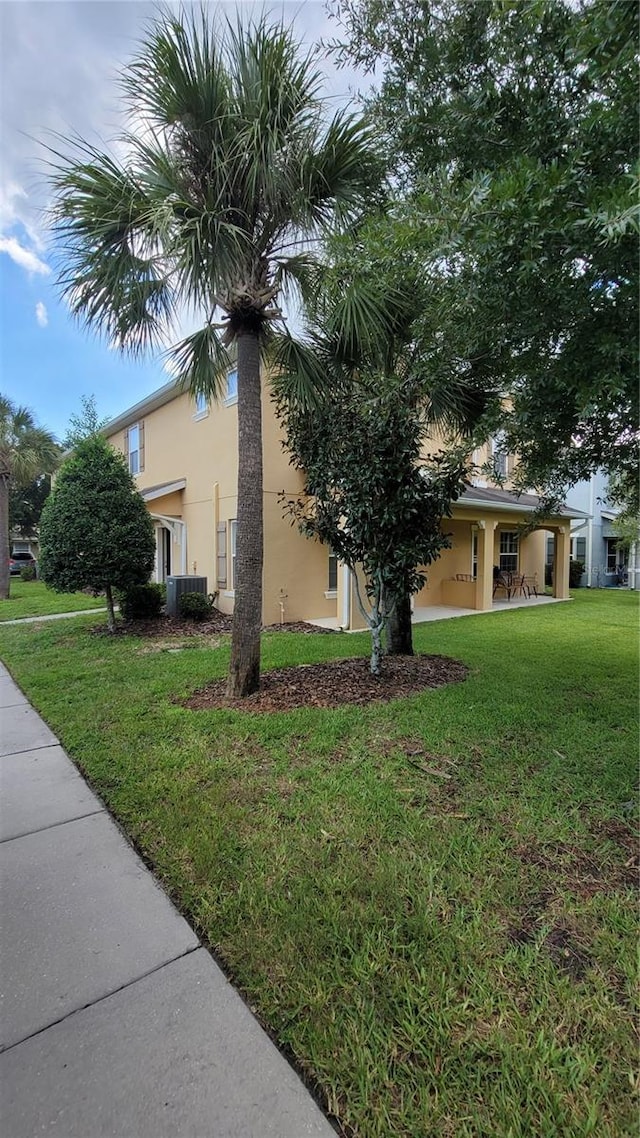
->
[553,526,571,599]
[475,519,497,611]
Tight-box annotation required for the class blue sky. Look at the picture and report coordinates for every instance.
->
[0,1,367,443]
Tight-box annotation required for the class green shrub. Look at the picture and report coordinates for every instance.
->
[178,591,214,621]
[569,559,585,588]
[19,564,36,582]
[119,583,164,621]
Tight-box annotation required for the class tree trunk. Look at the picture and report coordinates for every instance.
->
[385,590,414,655]
[0,473,10,600]
[227,331,264,697]
[105,584,117,633]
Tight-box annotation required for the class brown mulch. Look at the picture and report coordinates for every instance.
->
[181,654,468,713]
[93,613,339,638]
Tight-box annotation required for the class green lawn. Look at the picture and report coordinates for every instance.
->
[0,590,637,1137]
[0,580,106,621]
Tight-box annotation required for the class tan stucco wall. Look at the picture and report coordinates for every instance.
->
[105,379,555,626]
[106,381,339,625]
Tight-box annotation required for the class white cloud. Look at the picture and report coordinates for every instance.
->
[35,300,48,327]
[0,235,49,275]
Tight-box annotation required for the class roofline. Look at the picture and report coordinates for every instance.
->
[102,379,182,436]
[457,496,590,520]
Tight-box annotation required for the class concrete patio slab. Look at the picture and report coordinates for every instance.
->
[0,745,104,842]
[0,949,334,1138]
[0,703,58,756]
[0,811,198,1049]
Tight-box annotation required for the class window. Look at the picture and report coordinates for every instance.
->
[571,536,586,563]
[225,369,238,403]
[546,536,554,565]
[471,531,478,580]
[499,531,518,573]
[194,392,208,417]
[328,553,338,593]
[606,537,619,574]
[216,523,227,588]
[126,421,144,475]
[491,435,508,479]
[230,520,237,589]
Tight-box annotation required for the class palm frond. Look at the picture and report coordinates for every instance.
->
[164,323,231,401]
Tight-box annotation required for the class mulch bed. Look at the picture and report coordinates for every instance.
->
[181,654,469,713]
[93,613,339,638]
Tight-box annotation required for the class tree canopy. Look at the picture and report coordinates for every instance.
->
[0,396,60,599]
[39,435,155,631]
[330,0,639,500]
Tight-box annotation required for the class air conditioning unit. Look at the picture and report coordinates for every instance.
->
[166,575,208,616]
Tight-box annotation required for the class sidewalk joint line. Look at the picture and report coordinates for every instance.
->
[0,945,201,1055]
[0,742,60,758]
[0,808,105,845]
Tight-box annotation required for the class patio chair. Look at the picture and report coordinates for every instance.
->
[492,571,512,599]
[509,574,527,598]
[523,574,538,597]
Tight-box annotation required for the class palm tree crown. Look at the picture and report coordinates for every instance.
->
[49,11,382,694]
[0,395,60,600]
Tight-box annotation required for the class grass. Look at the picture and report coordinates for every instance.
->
[0,590,637,1138]
[0,580,106,621]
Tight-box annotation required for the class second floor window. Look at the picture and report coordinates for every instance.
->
[194,392,208,416]
[126,422,143,475]
[491,435,508,479]
[226,369,238,403]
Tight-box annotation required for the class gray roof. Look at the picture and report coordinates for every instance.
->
[459,485,590,519]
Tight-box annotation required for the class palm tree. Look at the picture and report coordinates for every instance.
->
[0,396,60,599]
[50,11,381,695]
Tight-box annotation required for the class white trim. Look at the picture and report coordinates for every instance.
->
[341,564,351,629]
[149,514,187,575]
[223,394,238,408]
[193,409,209,422]
[142,479,187,502]
[324,590,337,600]
[461,496,586,519]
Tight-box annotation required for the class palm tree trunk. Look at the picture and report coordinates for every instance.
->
[385,589,414,655]
[227,330,263,697]
[0,473,10,600]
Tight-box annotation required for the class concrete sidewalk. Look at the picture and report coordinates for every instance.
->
[0,662,334,1137]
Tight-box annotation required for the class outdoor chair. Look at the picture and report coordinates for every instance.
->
[492,571,513,599]
[523,574,538,597]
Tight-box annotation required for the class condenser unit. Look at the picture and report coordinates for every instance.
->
[166,575,208,616]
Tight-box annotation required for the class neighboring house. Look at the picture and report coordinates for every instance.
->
[555,471,639,589]
[103,374,583,628]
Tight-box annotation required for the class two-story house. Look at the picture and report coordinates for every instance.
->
[103,370,583,629]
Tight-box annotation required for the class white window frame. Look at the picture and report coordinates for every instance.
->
[471,529,478,580]
[491,435,508,479]
[499,531,519,573]
[194,392,209,420]
[127,422,141,475]
[605,537,620,575]
[224,368,238,406]
[326,552,338,597]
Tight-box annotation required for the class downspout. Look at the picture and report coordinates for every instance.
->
[586,474,594,587]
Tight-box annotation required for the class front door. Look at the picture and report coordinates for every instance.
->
[156,526,171,582]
